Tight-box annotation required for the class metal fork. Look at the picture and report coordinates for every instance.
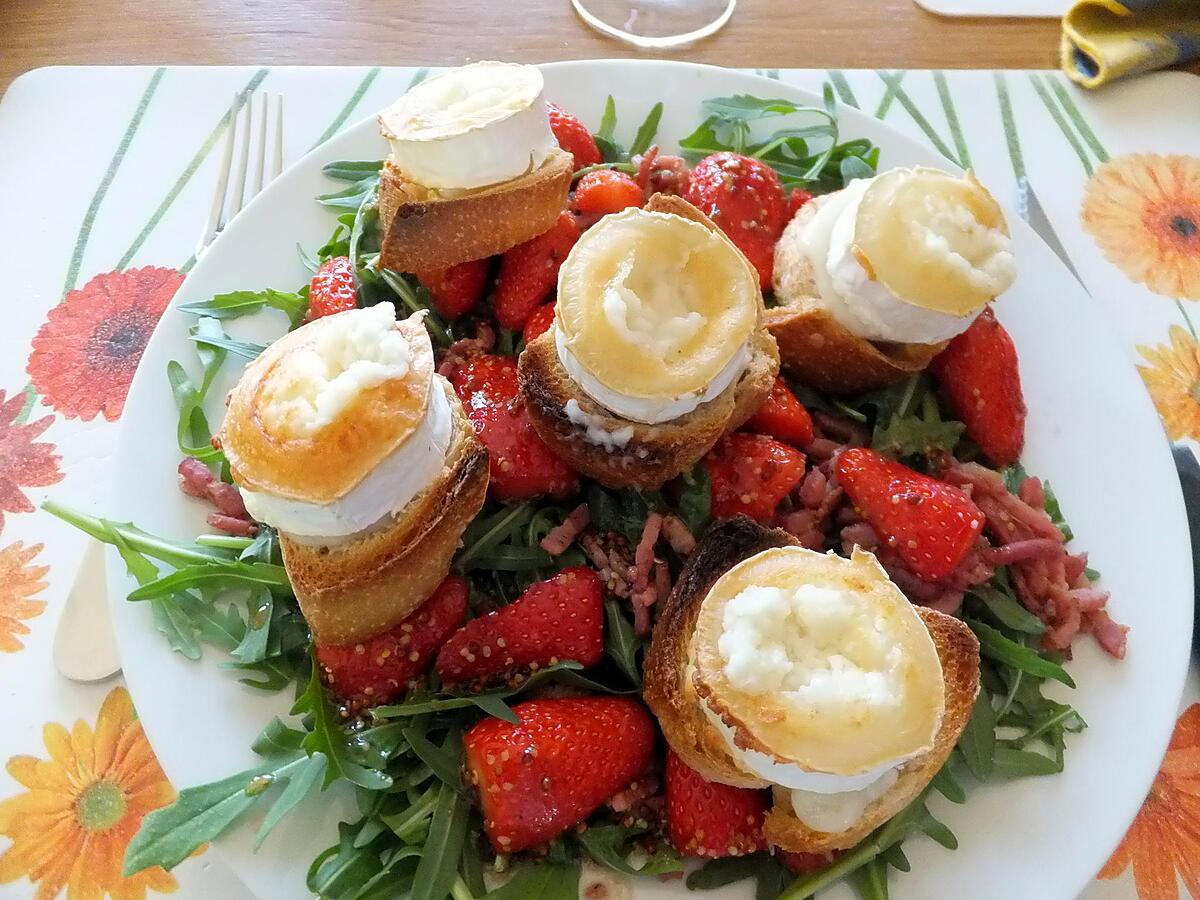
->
[54,91,286,684]
[196,91,285,257]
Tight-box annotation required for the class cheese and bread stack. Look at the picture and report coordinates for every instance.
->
[216,303,488,646]
[645,516,980,852]
[376,61,574,273]
[770,167,1016,394]
[519,194,780,489]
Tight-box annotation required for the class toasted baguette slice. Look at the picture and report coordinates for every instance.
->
[518,194,780,490]
[643,517,795,788]
[281,380,488,645]
[763,605,979,852]
[643,516,981,847]
[378,148,573,273]
[767,199,944,395]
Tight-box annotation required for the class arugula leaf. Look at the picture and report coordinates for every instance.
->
[255,752,327,847]
[484,861,581,899]
[378,269,451,348]
[380,783,439,842]
[969,582,1046,635]
[629,102,663,156]
[604,601,643,687]
[230,587,273,664]
[597,96,617,141]
[178,289,306,329]
[348,183,380,276]
[188,331,266,361]
[930,760,966,804]
[576,824,683,876]
[687,853,776,890]
[126,560,289,601]
[872,412,964,461]
[293,658,393,790]
[43,503,234,570]
[123,750,318,875]
[409,782,470,900]
[252,717,307,756]
[323,159,385,182]
[991,746,1062,778]
[401,723,463,789]
[967,619,1075,688]
[317,176,380,211]
[677,463,712,535]
[107,526,205,660]
[957,692,996,778]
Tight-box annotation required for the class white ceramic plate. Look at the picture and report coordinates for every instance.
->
[911,0,1067,19]
[108,60,1193,900]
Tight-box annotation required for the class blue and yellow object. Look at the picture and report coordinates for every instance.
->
[1062,0,1200,88]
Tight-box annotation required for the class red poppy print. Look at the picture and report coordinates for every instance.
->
[27,266,184,421]
[0,392,62,529]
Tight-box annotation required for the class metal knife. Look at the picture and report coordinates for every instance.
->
[1017,176,1200,642]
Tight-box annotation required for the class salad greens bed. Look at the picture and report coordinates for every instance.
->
[47,86,1090,900]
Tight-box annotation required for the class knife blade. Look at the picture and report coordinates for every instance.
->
[1016,176,1084,284]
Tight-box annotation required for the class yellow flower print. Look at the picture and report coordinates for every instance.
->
[0,687,191,900]
[1137,325,1200,441]
[1082,153,1200,299]
[0,541,48,654]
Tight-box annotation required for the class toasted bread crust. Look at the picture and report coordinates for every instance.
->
[517,192,779,490]
[519,327,778,490]
[378,148,573,273]
[643,517,798,788]
[768,200,944,395]
[281,381,489,644]
[763,606,979,852]
[643,517,982,846]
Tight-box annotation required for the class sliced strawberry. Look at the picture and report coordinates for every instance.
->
[929,308,1026,467]
[450,354,579,500]
[787,188,815,220]
[493,211,580,330]
[780,850,840,874]
[704,433,806,522]
[414,258,490,321]
[573,169,644,216]
[745,377,815,447]
[305,256,358,321]
[522,302,556,346]
[665,750,767,858]
[436,567,603,686]
[684,152,788,289]
[464,696,657,852]
[547,103,603,170]
[836,448,984,581]
[315,575,467,707]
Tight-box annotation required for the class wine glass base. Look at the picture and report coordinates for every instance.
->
[570,0,737,49]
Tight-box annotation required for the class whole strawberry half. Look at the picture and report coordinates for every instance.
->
[665,750,767,858]
[522,302,556,346]
[704,432,807,522]
[745,376,815,447]
[305,256,358,321]
[684,152,788,289]
[414,258,491,321]
[493,211,580,331]
[836,447,984,581]
[464,696,657,852]
[547,102,602,170]
[450,354,579,501]
[929,307,1026,467]
[316,575,468,707]
[436,567,603,687]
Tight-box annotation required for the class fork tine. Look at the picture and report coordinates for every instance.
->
[196,92,240,257]
[228,93,254,217]
[253,94,269,197]
[273,94,285,181]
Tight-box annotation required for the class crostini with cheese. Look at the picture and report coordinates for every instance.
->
[769,167,1016,394]
[644,516,980,853]
[519,194,780,490]
[216,303,488,646]
[376,61,574,274]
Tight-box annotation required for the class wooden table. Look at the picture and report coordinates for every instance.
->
[1,0,1063,97]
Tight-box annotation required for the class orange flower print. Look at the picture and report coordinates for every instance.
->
[0,541,48,654]
[1098,703,1200,898]
[0,687,188,900]
[27,267,184,422]
[1137,325,1200,441]
[0,391,63,530]
[1081,154,1200,300]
